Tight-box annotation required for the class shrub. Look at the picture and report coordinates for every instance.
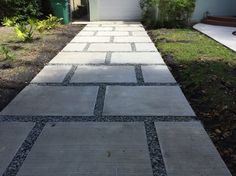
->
[0,45,15,60]
[140,0,196,28]
[2,18,37,42]
[0,0,41,22]
[36,15,62,33]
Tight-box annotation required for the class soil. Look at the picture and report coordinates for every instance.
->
[0,24,84,111]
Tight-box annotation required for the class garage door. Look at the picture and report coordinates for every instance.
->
[90,0,142,21]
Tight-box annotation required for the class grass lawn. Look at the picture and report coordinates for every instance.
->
[149,28,236,175]
[0,24,84,110]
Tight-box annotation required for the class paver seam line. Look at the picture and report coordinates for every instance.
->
[0,116,198,123]
[110,36,115,42]
[29,82,179,86]
[60,50,157,53]
[2,122,46,176]
[145,121,167,176]
[48,63,167,66]
[105,52,112,64]
[135,65,145,84]
[93,31,98,36]
[62,65,77,85]
[131,42,137,51]
[83,43,90,52]
[93,85,106,117]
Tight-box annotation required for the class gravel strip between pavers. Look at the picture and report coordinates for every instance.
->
[2,122,46,176]
[145,121,167,176]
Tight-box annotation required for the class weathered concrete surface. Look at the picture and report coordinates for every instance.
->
[0,86,98,116]
[155,122,232,176]
[0,122,34,175]
[71,66,136,83]
[17,122,153,176]
[103,86,196,116]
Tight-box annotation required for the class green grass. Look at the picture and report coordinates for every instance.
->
[149,28,236,174]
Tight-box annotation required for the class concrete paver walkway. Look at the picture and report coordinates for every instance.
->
[0,22,232,176]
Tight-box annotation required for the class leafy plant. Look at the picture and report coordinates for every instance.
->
[2,17,19,27]
[140,0,196,28]
[0,0,41,22]
[2,17,37,42]
[36,14,62,33]
[14,19,37,41]
[0,45,15,60]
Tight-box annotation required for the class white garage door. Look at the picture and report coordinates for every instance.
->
[90,0,142,21]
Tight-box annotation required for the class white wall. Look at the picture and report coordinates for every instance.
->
[192,0,236,22]
[89,0,141,21]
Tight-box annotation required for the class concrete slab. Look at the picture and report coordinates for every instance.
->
[114,37,152,43]
[132,32,149,36]
[115,27,145,31]
[142,65,176,83]
[155,122,232,176]
[111,52,165,64]
[83,27,113,31]
[194,23,236,52]
[101,24,143,27]
[0,85,98,116]
[50,52,106,64]
[103,86,195,116]
[135,43,157,51]
[88,43,132,51]
[71,66,136,83]
[62,43,87,52]
[31,65,71,83]
[71,36,110,43]
[0,122,34,175]
[17,122,153,176]
[76,31,95,36]
[96,31,129,36]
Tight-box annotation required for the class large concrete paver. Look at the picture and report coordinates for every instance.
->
[135,43,157,51]
[76,31,95,36]
[142,65,176,83]
[88,43,132,51]
[103,86,195,116]
[31,65,71,83]
[17,122,153,176]
[0,85,98,116]
[62,43,87,52]
[83,27,113,31]
[71,36,111,43]
[114,36,152,43]
[96,31,129,36]
[71,66,136,83]
[111,52,165,64]
[50,52,106,64]
[155,122,232,176]
[0,122,34,175]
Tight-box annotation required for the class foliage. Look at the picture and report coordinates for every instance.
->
[14,19,36,42]
[0,0,41,22]
[36,15,62,33]
[140,0,196,28]
[2,17,19,27]
[2,18,37,42]
[140,0,159,27]
[0,45,15,60]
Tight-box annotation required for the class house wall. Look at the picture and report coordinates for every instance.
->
[191,0,236,22]
[70,0,81,12]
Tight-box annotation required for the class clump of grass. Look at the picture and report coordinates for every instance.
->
[0,45,15,60]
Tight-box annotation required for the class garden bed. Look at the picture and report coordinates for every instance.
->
[149,28,236,175]
[0,24,84,111]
